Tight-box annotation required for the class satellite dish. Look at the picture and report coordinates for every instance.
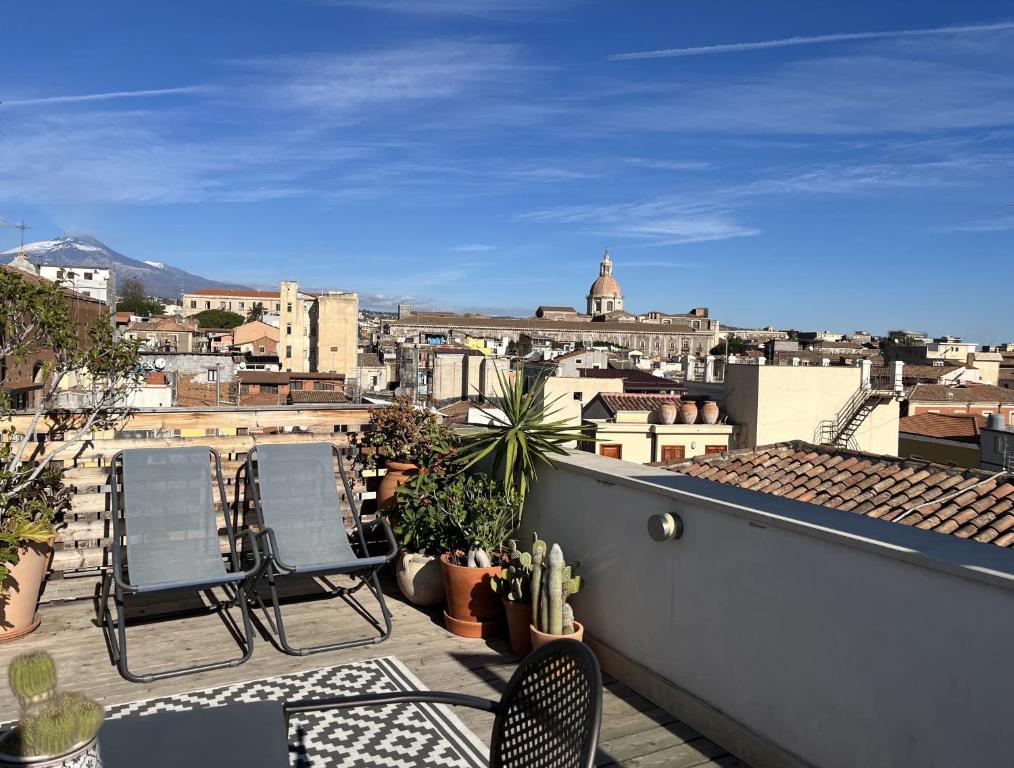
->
[154,358,167,371]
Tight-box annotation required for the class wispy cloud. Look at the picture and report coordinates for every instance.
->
[609,20,1014,60]
[2,86,208,108]
[933,219,1014,233]
[516,198,760,245]
[623,260,695,268]
[625,158,713,172]
[449,243,498,252]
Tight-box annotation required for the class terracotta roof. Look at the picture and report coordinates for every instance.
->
[536,306,577,313]
[391,312,698,335]
[900,413,986,442]
[579,368,682,391]
[358,352,382,367]
[238,370,345,384]
[589,274,622,297]
[144,372,168,385]
[438,399,476,424]
[127,318,196,333]
[288,390,349,404]
[872,364,963,384]
[598,393,682,413]
[186,288,280,299]
[909,383,1014,404]
[665,441,1014,548]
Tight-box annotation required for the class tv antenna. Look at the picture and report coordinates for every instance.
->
[15,221,30,253]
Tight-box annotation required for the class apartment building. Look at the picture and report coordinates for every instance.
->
[37,265,116,306]
[278,281,359,377]
[181,288,282,317]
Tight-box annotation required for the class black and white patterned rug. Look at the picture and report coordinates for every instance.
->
[105,657,489,767]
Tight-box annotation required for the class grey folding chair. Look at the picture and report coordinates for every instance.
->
[243,442,397,656]
[99,447,260,683]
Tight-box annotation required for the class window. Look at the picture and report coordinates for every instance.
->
[314,382,335,391]
[261,384,279,394]
[290,380,303,391]
[599,444,622,459]
[285,345,292,358]
[330,346,339,352]
[606,301,613,312]
[576,358,582,364]
[303,327,308,336]
[286,324,292,336]
[275,303,280,311]
[207,368,218,382]
[595,299,602,313]
[239,302,245,309]
[57,269,65,278]
[661,445,685,463]
[370,375,379,386]
[573,391,583,401]
[240,384,251,394]
[333,424,349,433]
[218,301,226,309]
[692,320,701,329]
[682,340,690,353]
[204,301,211,309]
[258,345,265,353]
[84,272,92,280]
[287,302,293,312]
[190,300,197,309]
[705,445,726,455]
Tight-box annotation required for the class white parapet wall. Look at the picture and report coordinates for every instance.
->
[521,450,1014,768]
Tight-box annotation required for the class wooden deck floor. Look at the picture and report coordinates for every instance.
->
[0,578,747,768]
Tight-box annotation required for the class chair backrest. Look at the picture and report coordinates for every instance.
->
[490,639,602,768]
[252,442,356,568]
[117,447,227,589]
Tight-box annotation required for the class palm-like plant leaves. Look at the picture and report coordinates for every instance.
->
[457,366,590,506]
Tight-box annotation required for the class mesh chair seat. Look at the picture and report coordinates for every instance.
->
[121,448,228,591]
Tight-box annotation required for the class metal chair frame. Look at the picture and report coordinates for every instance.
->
[99,447,260,684]
[283,639,603,768]
[241,443,397,656]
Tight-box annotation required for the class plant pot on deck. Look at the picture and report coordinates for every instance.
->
[0,539,54,644]
[530,620,585,652]
[377,461,419,515]
[395,551,445,608]
[440,554,505,639]
[0,734,101,768]
[504,600,533,656]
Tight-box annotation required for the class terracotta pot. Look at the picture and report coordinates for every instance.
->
[700,400,720,425]
[440,554,505,638]
[0,539,54,644]
[0,733,101,768]
[395,551,445,607]
[656,402,678,425]
[377,460,418,514]
[679,401,699,425]
[530,620,585,651]
[504,600,534,656]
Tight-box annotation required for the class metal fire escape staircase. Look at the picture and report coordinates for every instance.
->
[818,375,896,450]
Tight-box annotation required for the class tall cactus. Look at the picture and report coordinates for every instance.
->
[2,652,103,758]
[530,535,547,629]
[546,543,564,635]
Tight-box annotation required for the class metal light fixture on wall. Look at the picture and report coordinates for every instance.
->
[647,512,684,542]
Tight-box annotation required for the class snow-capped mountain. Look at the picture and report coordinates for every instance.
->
[1,235,248,300]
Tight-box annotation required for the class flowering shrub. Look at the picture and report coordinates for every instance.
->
[349,396,454,472]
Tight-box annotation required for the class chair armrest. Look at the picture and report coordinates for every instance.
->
[111,563,140,594]
[360,517,398,561]
[283,691,498,730]
[252,527,298,573]
[235,529,262,576]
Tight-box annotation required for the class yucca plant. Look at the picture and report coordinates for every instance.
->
[457,367,589,508]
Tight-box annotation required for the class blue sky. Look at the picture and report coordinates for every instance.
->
[1,1,1012,341]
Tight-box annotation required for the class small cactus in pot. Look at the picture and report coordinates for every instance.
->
[0,651,104,767]
[530,541,585,651]
[492,537,538,655]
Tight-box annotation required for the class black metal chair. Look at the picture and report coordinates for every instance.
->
[242,442,398,656]
[283,639,603,768]
[99,447,259,683]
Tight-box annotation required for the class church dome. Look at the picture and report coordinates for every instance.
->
[586,249,624,315]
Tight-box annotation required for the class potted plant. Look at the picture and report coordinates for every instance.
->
[350,396,451,514]
[0,651,104,768]
[2,268,141,642]
[491,536,537,655]
[529,542,584,651]
[439,474,519,638]
[391,469,454,608]
[457,369,589,511]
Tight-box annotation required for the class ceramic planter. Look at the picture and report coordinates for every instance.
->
[440,554,505,638]
[377,460,418,515]
[700,400,720,425]
[395,551,445,608]
[656,402,678,425]
[0,539,54,644]
[503,600,533,656]
[530,620,585,652]
[678,401,699,425]
[0,734,102,768]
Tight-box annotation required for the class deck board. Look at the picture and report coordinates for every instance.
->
[0,577,746,767]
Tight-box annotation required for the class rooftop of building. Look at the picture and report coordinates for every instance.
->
[391,311,699,334]
[238,370,346,384]
[127,318,198,333]
[663,441,1014,548]
[899,412,987,442]
[357,352,383,367]
[287,389,350,404]
[579,367,682,390]
[186,288,281,299]
[908,382,1014,404]
[592,392,683,414]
